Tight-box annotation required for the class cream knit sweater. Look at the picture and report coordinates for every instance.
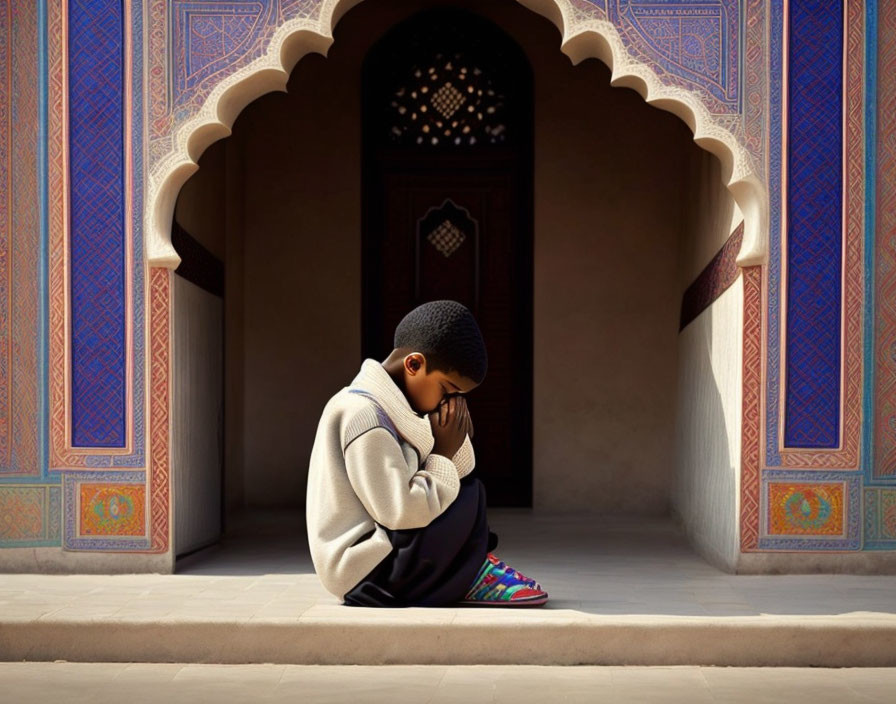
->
[305,358,476,600]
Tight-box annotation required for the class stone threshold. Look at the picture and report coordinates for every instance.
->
[2,610,896,667]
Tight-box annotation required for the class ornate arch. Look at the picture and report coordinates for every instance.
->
[146,0,767,268]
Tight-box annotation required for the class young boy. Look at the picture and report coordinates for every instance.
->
[305,300,548,607]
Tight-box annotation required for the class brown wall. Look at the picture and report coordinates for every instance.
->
[175,0,732,514]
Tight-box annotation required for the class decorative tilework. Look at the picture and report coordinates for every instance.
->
[49,0,146,469]
[759,471,861,550]
[766,1,865,471]
[740,265,762,551]
[782,0,843,449]
[872,0,896,478]
[171,1,279,122]
[63,471,148,549]
[0,0,42,476]
[280,0,323,18]
[146,1,766,172]
[174,1,271,96]
[742,0,767,165]
[778,0,865,468]
[79,483,146,536]
[0,485,62,545]
[864,488,896,548]
[148,267,171,553]
[68,0,127,447]
[59,269,169,552]
[608,0,740,109]
[0,0,9,468]
[768,481,844,536]
[679,223,743,330]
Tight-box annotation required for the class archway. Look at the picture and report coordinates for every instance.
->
[146,0,766,272]
[170,0,749,571]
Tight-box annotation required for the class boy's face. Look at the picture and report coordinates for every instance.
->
[403,353,479,416]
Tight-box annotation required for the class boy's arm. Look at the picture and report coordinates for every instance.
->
[450,433,475,479]
[343,426,461,531]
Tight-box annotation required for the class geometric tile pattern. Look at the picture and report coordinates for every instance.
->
[0,485,62,545]
[148,267,172,554]
[0,0,10,468]
[873,0,896,478]
[59,269,171,553]
[0,0,41,476]
[48,0,145,469]
[171,0,278,124]
[783,0,844,449]
[174,1,270,97]
[864,488,896,548]
[0,0,882,559]
[68,0,127,447]
[147,1,760,167]
[608,0,740,109]
[740,265,763,551]
[771,0,865,469]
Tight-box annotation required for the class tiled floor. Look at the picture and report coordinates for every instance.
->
[1,662,895,703]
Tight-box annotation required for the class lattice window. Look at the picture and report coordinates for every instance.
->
[427,218,467,257]
[387,52,508,146]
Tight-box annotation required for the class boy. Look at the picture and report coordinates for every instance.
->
[305,300,548,607]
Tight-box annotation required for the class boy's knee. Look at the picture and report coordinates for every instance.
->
[460,475,484,493]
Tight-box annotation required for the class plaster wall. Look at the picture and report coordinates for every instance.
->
[176,0,736,518]
[672,278,743,571]
[670,136,743,570]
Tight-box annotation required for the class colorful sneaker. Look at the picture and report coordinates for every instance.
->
[460,555,548,606]
[485,553,542,591]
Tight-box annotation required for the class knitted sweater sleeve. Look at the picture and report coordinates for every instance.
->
[343,426,461,531]
[450,433,475,479]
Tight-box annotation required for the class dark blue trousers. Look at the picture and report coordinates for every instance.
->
[343,475,498,607]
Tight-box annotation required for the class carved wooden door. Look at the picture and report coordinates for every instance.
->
[361,8,533,506]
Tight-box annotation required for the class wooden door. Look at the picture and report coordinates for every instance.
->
[361,8,533,506]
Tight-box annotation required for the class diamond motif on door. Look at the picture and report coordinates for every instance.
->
[427,219,466,257]
[431,82,465,119]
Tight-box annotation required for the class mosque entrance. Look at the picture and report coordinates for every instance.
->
[360,8,535,506]
[170,0,743,570]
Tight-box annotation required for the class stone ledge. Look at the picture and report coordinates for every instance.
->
[3,613,896,667]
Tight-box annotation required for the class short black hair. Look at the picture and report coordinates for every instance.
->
[393,300,488,384]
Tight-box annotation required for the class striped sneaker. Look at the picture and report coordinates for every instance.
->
[485,552,542,591]
[460,554,548,606]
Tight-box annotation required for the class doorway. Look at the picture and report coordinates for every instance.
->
[170,0,742,571]
[361,8,534,507]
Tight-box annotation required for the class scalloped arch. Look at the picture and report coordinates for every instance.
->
[146,0,767,268]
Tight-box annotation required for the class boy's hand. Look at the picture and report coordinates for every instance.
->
[443,395,473,439]
[429,396,472,458]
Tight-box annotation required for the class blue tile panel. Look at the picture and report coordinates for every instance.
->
[68,0,126,447]
[784,0,843,449]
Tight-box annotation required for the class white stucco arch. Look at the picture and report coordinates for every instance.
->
[146,0,768,269]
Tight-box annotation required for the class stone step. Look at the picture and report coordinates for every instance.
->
[2,577,895,667]
[2,512,895,667]
[2,610,896,667]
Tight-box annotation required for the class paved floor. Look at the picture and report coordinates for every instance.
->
[72,510,896,616]
[1,662,895,703]
[2,511,896,666]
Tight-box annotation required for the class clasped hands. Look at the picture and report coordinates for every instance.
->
[428,395,473,459]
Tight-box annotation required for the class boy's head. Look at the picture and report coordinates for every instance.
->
[390,300,487,416]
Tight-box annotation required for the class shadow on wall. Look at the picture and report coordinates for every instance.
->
[672,276,741,573]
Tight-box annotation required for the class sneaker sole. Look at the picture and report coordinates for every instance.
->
[459,594,549,607]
